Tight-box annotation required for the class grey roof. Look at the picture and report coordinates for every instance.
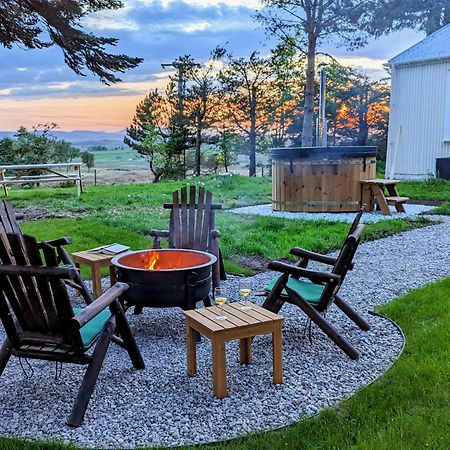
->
[389,23,450,66]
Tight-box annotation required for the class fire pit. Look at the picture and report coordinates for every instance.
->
[111,249,217,310]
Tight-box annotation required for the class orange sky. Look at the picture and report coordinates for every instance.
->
[0,94,145,131]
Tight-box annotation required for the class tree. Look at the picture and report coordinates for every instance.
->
[217,50,276,176]
[181,56,220,176]
[325,64,390,148]
[52,140,81,163]
[366,0,450,36]
[257,1,369,146]
[81,151,95,171]
[124,88,192,182]
[0,1,142,83]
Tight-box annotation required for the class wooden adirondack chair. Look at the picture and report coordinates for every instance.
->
[262,224,369,360]
[293,204,366,270]
[0,199,94,303]
[0,232,145,427]
[149,185,226,290]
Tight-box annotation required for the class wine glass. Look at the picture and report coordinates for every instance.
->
[239,278,252,311]
[214,287,228,321]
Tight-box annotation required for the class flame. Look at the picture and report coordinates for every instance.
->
[144,251,160,270]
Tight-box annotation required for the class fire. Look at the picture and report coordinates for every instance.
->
[143,250,187,270]
[144,251,160,270]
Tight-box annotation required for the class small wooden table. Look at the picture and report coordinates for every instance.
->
[184,302,283,398]
[71,251,118,298]
[361,179,410,216]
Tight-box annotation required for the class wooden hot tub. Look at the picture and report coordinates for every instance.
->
[271,146,377,212]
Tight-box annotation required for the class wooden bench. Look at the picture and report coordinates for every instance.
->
[361,179,409,216]
[184,302,283,398]
[0,163,83,197]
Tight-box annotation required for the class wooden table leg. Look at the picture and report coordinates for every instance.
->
[91,263,102,299]
[272,322,283,384]
[109,264,117,288]
[212,337,227,398]
[239,337,252,365]
[186,321,197,377]
[371,184,391,215]
[386,184,406,212]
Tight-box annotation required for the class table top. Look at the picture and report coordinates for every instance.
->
[361,178,400,185]
[184,302,282,334]
[71,250,118,264]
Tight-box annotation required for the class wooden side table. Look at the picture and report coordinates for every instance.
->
[71,251,118,298]
[184,302,283,398]
[361,179,409,216]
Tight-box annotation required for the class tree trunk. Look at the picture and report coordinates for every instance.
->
[194,121,202,176]
[302,36,316,147]
[249,89,257,176]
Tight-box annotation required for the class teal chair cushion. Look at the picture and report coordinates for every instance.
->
[73,307,111,348]
[264,276,324,304]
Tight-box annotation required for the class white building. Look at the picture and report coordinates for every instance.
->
[386,24,450,179]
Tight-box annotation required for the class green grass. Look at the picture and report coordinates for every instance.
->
[8,174,433,276]
[1,278,448,450]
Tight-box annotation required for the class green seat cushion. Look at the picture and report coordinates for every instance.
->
[264,276,324,304]
[73,307,111,348]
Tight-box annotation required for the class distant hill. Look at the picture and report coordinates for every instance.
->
[0,129,127,149]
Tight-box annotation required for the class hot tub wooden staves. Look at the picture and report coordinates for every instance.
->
[271,146,377,212]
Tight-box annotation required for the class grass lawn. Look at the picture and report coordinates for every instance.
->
[1,278,448,450]
[398,178,450,214]
[10,174,433,276]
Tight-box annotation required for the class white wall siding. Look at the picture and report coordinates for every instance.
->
[386,61,450,179]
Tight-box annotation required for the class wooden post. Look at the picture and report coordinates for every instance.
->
[0,169,8,197]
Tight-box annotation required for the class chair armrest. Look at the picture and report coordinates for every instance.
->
[289,247,337,266]
[210,229,221,238]
[71,282,129,328]
[268,261,340,285]
[0,264,77,279]
[44,236,73,247]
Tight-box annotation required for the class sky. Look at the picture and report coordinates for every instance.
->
[0,0,424,132]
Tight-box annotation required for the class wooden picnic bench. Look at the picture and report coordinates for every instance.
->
[0,163,83,197]
[361,179,409,216]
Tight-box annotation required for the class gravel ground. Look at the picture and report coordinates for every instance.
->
[1,216,450,448]
[230,203,435,223]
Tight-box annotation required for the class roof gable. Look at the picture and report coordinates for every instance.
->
[389,23,450,66]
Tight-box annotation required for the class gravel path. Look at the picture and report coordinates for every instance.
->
[230,203,435,223]
[1,216,449,448]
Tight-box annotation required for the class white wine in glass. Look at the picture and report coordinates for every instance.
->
[214,287,228,320]
[239,278,252,311]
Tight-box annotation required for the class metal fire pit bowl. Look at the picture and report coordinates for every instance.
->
[111,249,217,310]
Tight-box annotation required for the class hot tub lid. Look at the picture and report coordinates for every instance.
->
[271,146,377,160]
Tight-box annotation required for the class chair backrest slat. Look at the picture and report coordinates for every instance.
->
[7,233,50,331]
[317,224,364,311]
[180,186,188,247]
[200,190,213,251]
[0,234,40,330]
[194,187,206,249]
[188,185,196,248]
[23,235,61,332]
[0,200,21,234]
[171,190,180,248]
[40,242,75,341]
